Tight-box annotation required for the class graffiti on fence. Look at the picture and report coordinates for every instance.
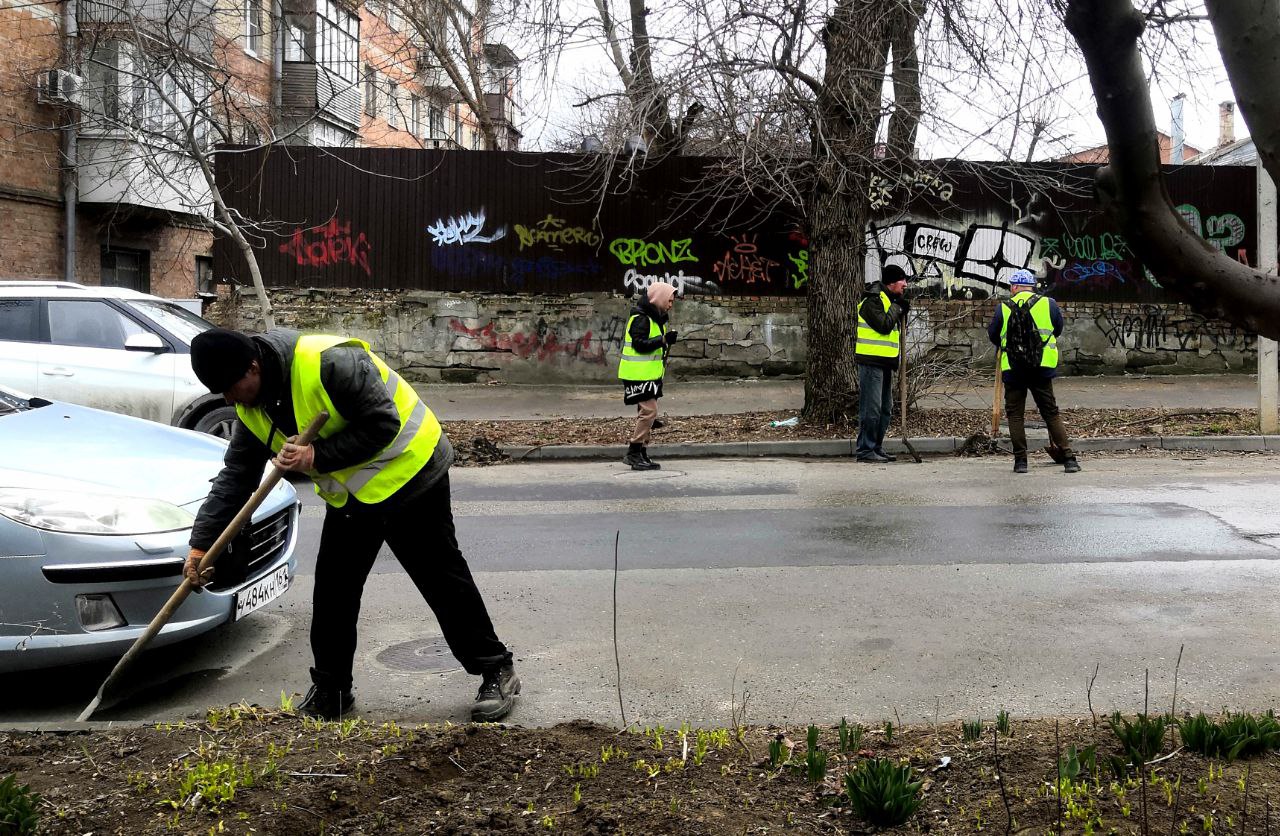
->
[711,234,781,285]
[514,215,602,251]
[865,220,1035,298]
[431,247,603,287]
[279,218,372,276]
[622,268,720,296]
[868,170,956,211]
[428,209,507,246]
[608,237,698,267]
[448,318,609,364]
[1096,305,1254,352]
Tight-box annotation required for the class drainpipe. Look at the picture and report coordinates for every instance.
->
[1169,93,1185,164]
[272,0,283,112]
[61,0,78,282]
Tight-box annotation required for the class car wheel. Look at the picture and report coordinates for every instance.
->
[193,405,238,439]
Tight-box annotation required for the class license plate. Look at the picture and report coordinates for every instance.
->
[234,565,290,621]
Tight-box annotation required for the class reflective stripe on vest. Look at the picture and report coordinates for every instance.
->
[998,291,1059,371]
[855,292,901,359]
[618,314,665,381]
[236,334,443,508]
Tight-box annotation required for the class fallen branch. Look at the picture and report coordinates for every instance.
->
[1114,410,1241,428]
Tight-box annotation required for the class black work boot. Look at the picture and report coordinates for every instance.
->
[639,446,661,470]
[651,418,665,430]
[623,443,658,471]
[472,664,520,722]
[298,683,355,720]
[1013,455,1028,474]
[1063,456,1081,474]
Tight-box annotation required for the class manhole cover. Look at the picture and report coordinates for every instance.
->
[375,637,461,673]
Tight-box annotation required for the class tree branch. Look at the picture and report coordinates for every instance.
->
[1065,0,1280,339]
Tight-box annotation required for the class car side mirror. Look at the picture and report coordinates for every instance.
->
[124,333,168,353]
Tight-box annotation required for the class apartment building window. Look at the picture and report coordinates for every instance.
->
[471,129,481,150]
[452,108,462,144]
[101,247,150,293]
[364,66,377,117]
[244,0,263,55]
[386,80,399,129]
[428,103,444,137]
[312,119,355,146]
[196,255,215,294]
[284,17,312,61]
[318,0,359,83]
[410,95,422,136]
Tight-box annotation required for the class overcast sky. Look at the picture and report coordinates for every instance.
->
[512,2,1244,161]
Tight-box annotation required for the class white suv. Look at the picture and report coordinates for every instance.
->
[0,281,236,436]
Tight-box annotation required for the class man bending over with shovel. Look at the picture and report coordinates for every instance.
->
[184,328,519,721]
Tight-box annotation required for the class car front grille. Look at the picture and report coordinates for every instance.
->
[209,506,294,591]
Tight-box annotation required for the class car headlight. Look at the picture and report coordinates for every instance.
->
[0,488,195,534]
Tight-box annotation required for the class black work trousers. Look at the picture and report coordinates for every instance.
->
[310,473,511,690]
[1004,375,1072,458]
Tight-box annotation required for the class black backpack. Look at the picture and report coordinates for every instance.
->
[1004,294,1046,371]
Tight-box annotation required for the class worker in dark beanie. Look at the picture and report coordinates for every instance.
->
[854,264,910,462]
[185,327,520,722]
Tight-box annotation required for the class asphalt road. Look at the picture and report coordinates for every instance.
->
[7,452,1280,730]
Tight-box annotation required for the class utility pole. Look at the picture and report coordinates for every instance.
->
[1258,156,1277,434]
[61,0,78,282]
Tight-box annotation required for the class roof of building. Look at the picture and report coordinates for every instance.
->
[1054,132,1203,164]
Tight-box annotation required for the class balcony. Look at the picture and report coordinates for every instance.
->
[281,62,361,128]
[78,0,214,60]
[76,135,210,216]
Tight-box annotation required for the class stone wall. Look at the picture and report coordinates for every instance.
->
[208,288,1257,383]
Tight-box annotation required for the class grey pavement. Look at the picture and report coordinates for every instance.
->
[424,373,1264,421]
[8,454,1280,730]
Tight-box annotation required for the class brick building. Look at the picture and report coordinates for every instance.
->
[0,0,521,298]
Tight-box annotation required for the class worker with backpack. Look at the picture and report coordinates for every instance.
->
[988,269,1080,474]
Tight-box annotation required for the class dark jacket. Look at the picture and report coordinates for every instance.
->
[855,282,908,371]
[190,329,453,549]
[627,297,669,357]
[987,293,1065,383]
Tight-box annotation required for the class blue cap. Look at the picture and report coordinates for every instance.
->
[1009,269,1036,286]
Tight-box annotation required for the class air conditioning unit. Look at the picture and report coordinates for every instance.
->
[37,69,84,106]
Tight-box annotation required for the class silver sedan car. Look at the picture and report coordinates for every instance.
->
[0,384,299,673]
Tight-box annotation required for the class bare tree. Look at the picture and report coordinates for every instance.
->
[1064,0,1280,338]
[69,0,293,324]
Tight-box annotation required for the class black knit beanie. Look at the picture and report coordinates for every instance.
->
[190,328,257,393]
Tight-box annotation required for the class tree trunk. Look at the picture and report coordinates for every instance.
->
[1205,1,1280,187]
[802,0,887,424]
[1065,0,1280,338]
[885,0,923,164]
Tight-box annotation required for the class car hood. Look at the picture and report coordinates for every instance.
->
[0,401,227,504]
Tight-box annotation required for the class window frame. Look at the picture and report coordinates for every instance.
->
[244,0,263,56]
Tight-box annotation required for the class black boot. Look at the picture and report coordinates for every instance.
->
[298,683,355,720]
[640,446,661,470]
[1013,455,1028,474]
[472,664,520,722]
[1063,456,1081,474]
[623,443,658,470]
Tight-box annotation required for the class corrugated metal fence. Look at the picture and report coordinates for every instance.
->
[213,148,1257,302]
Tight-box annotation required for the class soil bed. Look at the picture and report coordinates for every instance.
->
[5,709,1278,834]
[447,407,1261,464]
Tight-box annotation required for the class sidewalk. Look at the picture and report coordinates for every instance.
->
[426,373,1263,421]
[422,374,1273,461]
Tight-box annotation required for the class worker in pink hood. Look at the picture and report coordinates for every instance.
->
[617,282,679,470]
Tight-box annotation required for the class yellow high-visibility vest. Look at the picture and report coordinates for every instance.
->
[855,292,901,359]
[618,315,665,381]
[999,291,1059,371]
[236,334,443,508]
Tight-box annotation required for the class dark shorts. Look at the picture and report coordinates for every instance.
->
[623,379,663,405]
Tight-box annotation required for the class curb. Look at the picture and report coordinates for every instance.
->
[501,435,1280,462]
